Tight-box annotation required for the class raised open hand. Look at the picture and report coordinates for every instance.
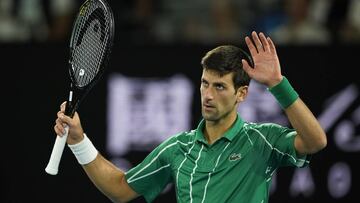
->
[242,31,283,87]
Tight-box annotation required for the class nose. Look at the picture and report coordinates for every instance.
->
[202,86,214,100]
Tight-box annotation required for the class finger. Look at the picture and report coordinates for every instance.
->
[54,120,66,136]
[259,32,270,52]
[60,101,66,111]
[266,37,277,55]
[251,31,264,52]
[242,59,255,78]
[56,116,67,129]
[59,112,72,124]
[54,125,61,136]
[245,36,258,56]
[55,116,67,128]
[56,111,73,130]
[57,110,64,118]
[54,125,64,136]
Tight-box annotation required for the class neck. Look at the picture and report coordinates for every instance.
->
[204,112,237,145]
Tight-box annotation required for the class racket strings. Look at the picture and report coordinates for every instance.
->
[71,0,111,87]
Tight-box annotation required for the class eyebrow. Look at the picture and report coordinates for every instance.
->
[201,78,228,87]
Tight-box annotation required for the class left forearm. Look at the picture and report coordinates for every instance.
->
[285,98,327,155]
[241,31,327,155]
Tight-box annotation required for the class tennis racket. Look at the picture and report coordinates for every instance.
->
[45,0,115,175]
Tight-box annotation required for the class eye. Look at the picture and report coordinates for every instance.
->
[215,84,224,90]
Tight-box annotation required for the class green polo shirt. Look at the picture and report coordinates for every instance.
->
[125,114,309,203]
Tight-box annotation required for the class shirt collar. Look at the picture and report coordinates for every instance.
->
[195,113,245,143]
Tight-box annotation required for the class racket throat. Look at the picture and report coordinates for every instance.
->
[65,90,74,117]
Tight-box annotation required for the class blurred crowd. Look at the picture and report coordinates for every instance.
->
[1,0,360,45]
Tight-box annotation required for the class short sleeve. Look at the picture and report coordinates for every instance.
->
[265,123,310,168]
[125,141,173,202]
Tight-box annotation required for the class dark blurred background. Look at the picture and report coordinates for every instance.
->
[2,0,360,202]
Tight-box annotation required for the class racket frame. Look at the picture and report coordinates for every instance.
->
[45,0,115,175]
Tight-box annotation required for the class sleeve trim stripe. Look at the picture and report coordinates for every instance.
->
[127,141,178,182]
[127,164,171,183]
[248,126,307,166]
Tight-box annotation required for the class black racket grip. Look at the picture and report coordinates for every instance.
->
[65,100,74,117]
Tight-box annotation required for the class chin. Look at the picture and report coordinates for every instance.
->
[202,112,218,122]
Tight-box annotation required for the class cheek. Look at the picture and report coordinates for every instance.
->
[218,94,236,106]
[200,88,205,98]
[200,86,204,94]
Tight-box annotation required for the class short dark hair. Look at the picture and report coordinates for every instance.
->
[201,45,253,89]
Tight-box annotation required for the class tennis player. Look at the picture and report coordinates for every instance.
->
[54,31,327,203]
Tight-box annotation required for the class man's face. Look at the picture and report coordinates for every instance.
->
[200,69,245,122]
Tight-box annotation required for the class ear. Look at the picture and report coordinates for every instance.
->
[236,86,248,103]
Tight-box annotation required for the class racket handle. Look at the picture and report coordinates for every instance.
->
[45,126,69,175]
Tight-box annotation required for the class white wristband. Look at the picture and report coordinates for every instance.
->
[68,133,98,165]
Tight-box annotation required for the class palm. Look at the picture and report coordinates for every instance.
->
[251,52,280,84]
[243,32,282,87]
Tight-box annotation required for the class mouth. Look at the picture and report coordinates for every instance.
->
[203,103,215,111]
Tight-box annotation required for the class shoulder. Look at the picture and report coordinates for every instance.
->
[243,121,295,145]
[243,121,279,131]
[151,130,196,162]
[243,121,290,138]
[157,130,196,150]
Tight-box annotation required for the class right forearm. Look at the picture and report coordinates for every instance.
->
[83,154,136,202]
[67,133,138,202]
[83,155,124,200]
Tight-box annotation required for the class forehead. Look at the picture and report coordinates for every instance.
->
[201,69,234,85]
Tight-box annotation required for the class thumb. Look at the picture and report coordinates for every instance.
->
[60,101,67,111]
[242,59,255,78]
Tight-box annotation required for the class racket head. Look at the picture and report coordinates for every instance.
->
[69,0,115,90]
[66,0,115,116]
